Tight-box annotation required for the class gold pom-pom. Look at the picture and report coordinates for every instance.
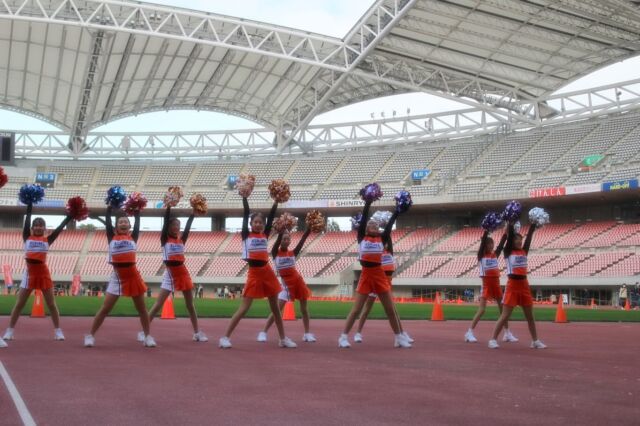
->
[268,178,291,203]
[237,174,256,198]
[305,210,325,233]
[273,212,298,233]
[189,193,208,216]
[163,186,184,207]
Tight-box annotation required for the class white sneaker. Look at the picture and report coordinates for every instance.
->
[218,336,232,349]
[338,334,351,348]
[464,329,478,343]
[278,337,297,348]
[353,332,363,343]
[3,328,14,341]
[488,339,499,349]
[502,330,519,343]
[137,331,145,342]
[54,328,65,341]
[394,334,412,348]
[193,331,208,342]
[402,332,415,343]
[84,335,95,347]
[0,338,7,348]
[143,335,157,348]
[302,333,317,342]
[257,331,267,342]
[530,340,547,349]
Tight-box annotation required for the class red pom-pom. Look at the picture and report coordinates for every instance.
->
[66,196,89,221]
[123,192,148,216]
[0,167,8,189]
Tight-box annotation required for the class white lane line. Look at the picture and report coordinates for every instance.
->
[0,361,36,426]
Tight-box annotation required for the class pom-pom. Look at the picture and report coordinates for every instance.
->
[272,212,298,233]
[123,192,147,216]
[481,211,503,232]
[501,200,522,223]
[163,186,184,208]
[19,184,45,205]
[394,190,412,213]
[268,179,291,203]
[0,167,8,189]
[371,211,393,227]
[351,213,363,230]
[105,186,127,208]
[237,174,256,198]
[528,207,550,227]
[359,183,383,203]
[66,196,89,221]
[189,193,208,216]
[305,210,325,233]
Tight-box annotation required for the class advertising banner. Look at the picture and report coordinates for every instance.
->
[528,186,566,198]
[602,179,639,192]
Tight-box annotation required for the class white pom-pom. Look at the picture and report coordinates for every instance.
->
[528,207,550,227]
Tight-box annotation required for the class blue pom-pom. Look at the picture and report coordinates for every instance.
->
[501,200,522,223]
[394,190,412,213]
[351,213,363,230]
[105,186,127,208]
[359,183,383,203]
[18,184,45,205]
[481,212,502,232]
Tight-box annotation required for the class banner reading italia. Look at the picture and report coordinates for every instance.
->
[528,186,566,198]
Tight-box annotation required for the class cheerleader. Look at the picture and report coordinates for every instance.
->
[353,211,413,344]
[84,205,155,347]
[488,222,546,349]
[338,201,411,348]
[464,229,518,343]
[2,203,72,342]
[136,205,207,343]
[256,227,315,343]
[218,197,296,349]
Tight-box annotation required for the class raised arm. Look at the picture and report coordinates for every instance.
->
[47,215,73,245]
[494,232,507,258]
[357,201,372,243]
[382,211,399,247]
[181,214,195,244]
[264,202,278,237]
[294,228,311,257]
[241,197,250,240]
[477,230,490,261]
[105,206,114,242]
[160,206,171,246]
[523,223,536,254]
[132,211,141,243]
[504,223,515,258]
[23,203,33,242]
[271,232,284,259]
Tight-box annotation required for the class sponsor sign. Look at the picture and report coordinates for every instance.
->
[528,186,566,198]
[0,198,17,206]
[327,200,365,208]
[565,183,601,195]
[602,179,639,192]
[35,172,56,188]
[411,169,431,180]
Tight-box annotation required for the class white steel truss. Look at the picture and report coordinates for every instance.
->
[10,78,640,160]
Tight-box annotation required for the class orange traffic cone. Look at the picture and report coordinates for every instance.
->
[161,294,176,319]
[283,301,296,321]
[430,292,444,321]
[554,294,568,323]
[456,296,463,305]
[590,298,596,310]
[30,289,45,318]
[624,298,631,311]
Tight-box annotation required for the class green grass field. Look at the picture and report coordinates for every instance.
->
[1,295,639,322]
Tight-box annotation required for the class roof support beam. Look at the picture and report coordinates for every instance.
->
[195,50,235,108]
[164,43,202,108]
[102,33,135,121]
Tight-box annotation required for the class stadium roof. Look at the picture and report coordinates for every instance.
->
[2,0,640,153]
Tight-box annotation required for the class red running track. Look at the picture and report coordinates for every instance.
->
[0,317,639,426]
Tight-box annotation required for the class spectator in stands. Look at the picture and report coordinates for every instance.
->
[465,226,518,344]
[489,220,546,349]
[619,284,628,309]
[140,204,208,343]
[2,202,73,345]
[353,209,413,344]
[83,205,156,348]
[338,199,411,349]
[218,196,296,349]
[257,226,316,343]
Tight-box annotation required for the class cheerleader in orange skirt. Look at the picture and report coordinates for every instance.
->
[338,201,411,348]
[488,222,546,349]
[218,197,296,349]
[84,205,155,348]
[464,229,518,343]
[2,202,73,343]
[353,211,413,344]
[256,227,315,343]
[136,205,207,343]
